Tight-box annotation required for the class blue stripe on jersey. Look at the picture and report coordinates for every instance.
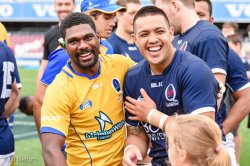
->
[62,69,73,78]
[66,62,101,80]
[40,127,66,137]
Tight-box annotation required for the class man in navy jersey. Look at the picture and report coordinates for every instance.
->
[122,6,219,166]
[0,41,20,166]
[155,0,228,108]
[195,0,250,165]
[107,0,144,62]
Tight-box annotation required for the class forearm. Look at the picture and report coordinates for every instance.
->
[4,83,20,118]
[43,146,67,166]
[125,125,149,158]
[41,133,66,166]
[223,98,250,134]
[33,96,42,139]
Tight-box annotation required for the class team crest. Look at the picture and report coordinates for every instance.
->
[180,41,188,51]
[112,78,123,102]
[165,84,179,107]
[80,99,92,110]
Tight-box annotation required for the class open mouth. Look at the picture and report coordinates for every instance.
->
[79,51,93,61]
[148,46,162,56]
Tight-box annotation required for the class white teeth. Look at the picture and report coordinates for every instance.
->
[149,46,161,51]
[82,52,91,57]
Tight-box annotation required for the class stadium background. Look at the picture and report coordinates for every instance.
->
[0,0,250,165]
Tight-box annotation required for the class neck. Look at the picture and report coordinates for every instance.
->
[115,26,134,43]
[71,61,100,77]
[150,47,176,75]
[181,8,200,34]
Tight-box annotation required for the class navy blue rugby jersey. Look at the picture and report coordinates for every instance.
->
[124,50,219,163]
[0,42,17,156]
[107,32,144,62]
[172,20,228,75]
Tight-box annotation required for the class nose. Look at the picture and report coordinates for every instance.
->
[78,40,89,50]
[109,17,115,28]
[148,33,159,44]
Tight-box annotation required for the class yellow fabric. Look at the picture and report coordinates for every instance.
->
[41,54,135,166]
[0,23,11,47]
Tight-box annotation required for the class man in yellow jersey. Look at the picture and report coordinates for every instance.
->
[0,22,11,46]
[40,12,135,166]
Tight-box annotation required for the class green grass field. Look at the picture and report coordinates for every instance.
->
[13,68,250,166]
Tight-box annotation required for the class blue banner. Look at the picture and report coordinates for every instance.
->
[0,2,59,22]
[212,0,250,22]
[1,1,250,22]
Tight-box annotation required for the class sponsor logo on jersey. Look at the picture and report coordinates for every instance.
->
[151,82,163,88]
[177,39,182,44]
[84,111,125,140]
[92,81,103,90]
[41,116,61,122]
[112,78,123,102]
[180,41,188,51]
[128,46,138,51]
[165,84,179,107]
[80,99,92,110]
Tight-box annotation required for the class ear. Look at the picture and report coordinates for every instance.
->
[169,26,174,37]
[172,0,181,12]
[209,16,214,24]
[131,34,138,47]
[179,149,188,163]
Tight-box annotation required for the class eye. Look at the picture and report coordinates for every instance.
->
[68,39,78,45]
[157,30,165,34]
[85,35,94,41]
[139,33,148,37]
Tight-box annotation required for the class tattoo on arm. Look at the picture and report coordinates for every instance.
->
[127,125,144,136]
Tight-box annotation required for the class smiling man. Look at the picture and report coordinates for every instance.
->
[40,12,135,166]
[122,6,220,166]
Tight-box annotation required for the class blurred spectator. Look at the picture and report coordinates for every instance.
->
[19,96,34,116]
[36,0,76,85]
[107,0,144,62]
[227,34,250,80]
[222,22,239,38]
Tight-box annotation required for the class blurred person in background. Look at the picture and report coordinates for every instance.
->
[195,0,250,165]
[107,0,144,62]
[227,34,250,79]
[222,22,239,38]
[36,0,76,85]
[0,22,22,129]
[0,41,20,166]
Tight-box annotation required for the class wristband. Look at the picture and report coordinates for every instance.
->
[124,145,138,154]
[147,109,156,123]
[159,115,168,130]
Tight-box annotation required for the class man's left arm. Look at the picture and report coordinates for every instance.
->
[3,81,20,118]
[223,87,250,134]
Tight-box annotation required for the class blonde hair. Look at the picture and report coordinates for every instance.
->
[166,115,231,166]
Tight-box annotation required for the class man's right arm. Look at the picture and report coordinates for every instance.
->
[33,82,47,139]
[123,125,149,166]
[41,133,67,166]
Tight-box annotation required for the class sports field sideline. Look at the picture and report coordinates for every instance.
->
[12,68,250,166]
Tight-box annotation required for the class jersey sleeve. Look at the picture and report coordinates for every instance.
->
[195,33,228,75]
[226,50,250,92]
[123,72,140,126]
[41,48,69,85]
[181,61,217,114]
[40,83,72,137]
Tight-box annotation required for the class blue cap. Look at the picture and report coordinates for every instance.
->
[81,0,126,13]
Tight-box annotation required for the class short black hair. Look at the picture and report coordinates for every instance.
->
[60,12,96,39]
[133,6,170,29]
[19,96,33,116]
[195,0,212,16]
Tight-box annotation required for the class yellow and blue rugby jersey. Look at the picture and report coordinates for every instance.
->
[0,23,11,47]
[41,54,135,166]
